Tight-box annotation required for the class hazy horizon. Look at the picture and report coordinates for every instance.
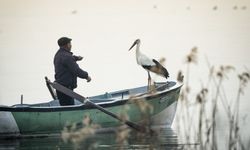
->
[0,0,249,106]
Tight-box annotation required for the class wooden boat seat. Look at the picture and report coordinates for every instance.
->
[88,92,116,103]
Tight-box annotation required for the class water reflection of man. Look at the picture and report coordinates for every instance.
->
[54,37,91,106]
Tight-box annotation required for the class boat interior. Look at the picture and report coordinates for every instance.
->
[9,81,177,108]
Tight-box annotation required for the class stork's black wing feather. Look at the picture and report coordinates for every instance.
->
[152,59,169,79]
[142,65,152,70]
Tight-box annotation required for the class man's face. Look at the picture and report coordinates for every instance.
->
[66,42,72,51]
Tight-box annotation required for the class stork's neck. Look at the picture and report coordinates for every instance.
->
[135,42,141,64]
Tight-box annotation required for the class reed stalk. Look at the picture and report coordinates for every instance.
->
[177,48,249,150]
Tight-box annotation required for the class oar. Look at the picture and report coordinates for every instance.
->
[45,76,57,100]
[45,78,152,133]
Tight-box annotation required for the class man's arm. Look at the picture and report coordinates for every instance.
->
[64,55,89,80]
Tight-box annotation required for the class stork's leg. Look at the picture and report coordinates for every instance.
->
[147,71,152,91]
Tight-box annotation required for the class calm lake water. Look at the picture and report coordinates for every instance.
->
[0,127,197,150]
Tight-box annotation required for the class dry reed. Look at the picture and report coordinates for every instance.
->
[175,47,250,150]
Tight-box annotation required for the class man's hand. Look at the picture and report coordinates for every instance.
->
[77,56,83,61]
[86,76,91,82]
[73,55,83,61]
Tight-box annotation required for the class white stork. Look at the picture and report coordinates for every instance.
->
[128,39,169,90]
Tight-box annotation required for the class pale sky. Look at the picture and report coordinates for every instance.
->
[0,0,250,105]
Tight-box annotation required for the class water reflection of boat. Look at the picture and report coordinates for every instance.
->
[0,81,182,138]
[0,127,182,149]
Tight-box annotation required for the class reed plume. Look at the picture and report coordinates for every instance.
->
[61,115,100,148]
[176,47,249,150]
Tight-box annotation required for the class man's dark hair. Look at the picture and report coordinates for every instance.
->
[57,37,72,47]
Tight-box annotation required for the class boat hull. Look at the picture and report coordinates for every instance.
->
[0,82,182,137]
[0,111,20,135]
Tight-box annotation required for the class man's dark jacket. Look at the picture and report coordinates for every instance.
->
[54,48,88,89]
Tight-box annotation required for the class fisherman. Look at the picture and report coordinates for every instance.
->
[54,37,91,106]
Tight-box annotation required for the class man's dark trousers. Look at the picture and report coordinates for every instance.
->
[56,87,74,106]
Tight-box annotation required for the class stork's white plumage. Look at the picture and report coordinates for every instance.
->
[129,39,169,89]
